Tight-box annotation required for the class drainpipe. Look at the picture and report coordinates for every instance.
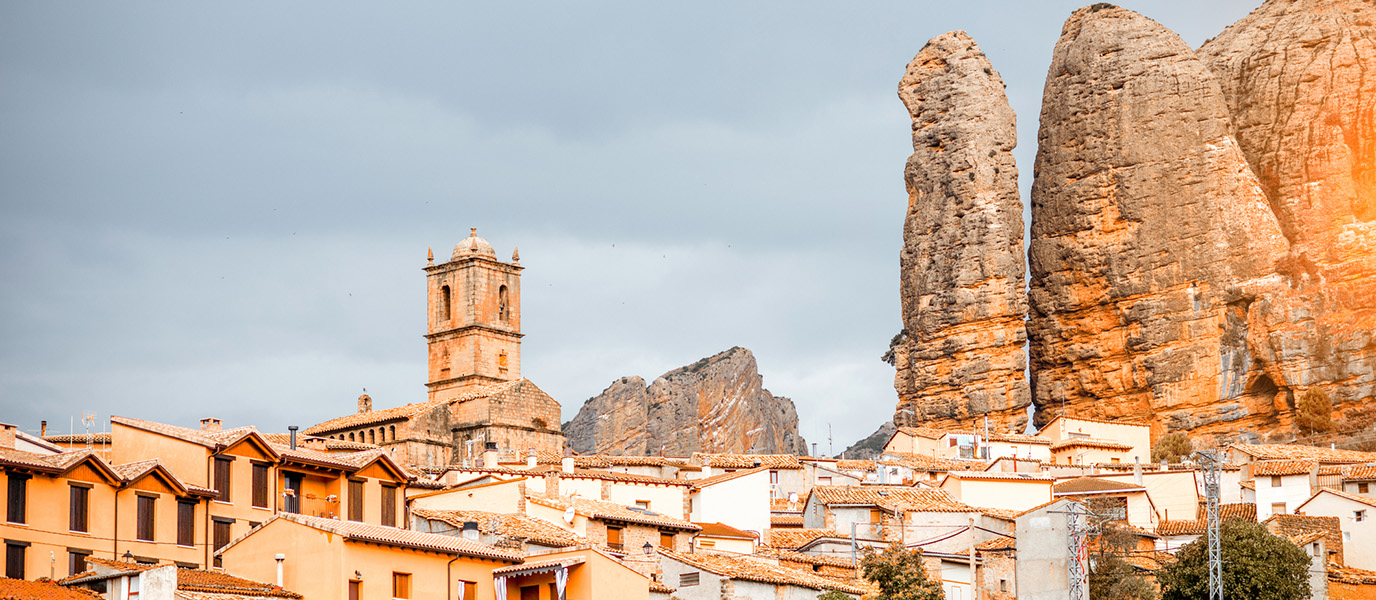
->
[446,554,460,600]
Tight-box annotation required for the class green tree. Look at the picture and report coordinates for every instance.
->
[1294,387,1335,434]
[817,591,856,600]
[1158,519,1310,600]
[1151,432,1193,464]
[1090,524,1157,600]
[859,543,944,600]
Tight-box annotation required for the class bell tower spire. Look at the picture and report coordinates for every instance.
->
[423,229,522,401]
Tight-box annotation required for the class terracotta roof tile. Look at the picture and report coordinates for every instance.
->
[1193,503,1257,522]
[1053,477,1144,495]
[1263,514,1343,563]
[657,547,866,595]
[1050,438,1133,451]
[943,471,1055,483]
[1240,480,1256,490]
[835,460,875,471]
[412,508,585,548]
[0,448,109,476]
[226,513,523,561]
[110,416,260,450]
[894,427,946,440]
[573,455,687,468]
[771,515,804,526]
[525,495,699,531]
[695,522,757,539]
[771,495,807,511]
[692,453,802,469]
[763,528,835,550]
[757,547,856,569]
[1305,487,1376,510]
[303,380,524,435]
[1342,464,1376,481]
[177,568,303,598]
[491,556,587,576]
[878,453,987,472]
[1229,443,1376,464]
[975,536,1015,551]
[648,581,676,594]
[692,466,769,488]
[1041,415,1151,429]
[551,469,690,487]
[0,578,102,599]
[941,430,1051,445]
[1156,519,1206,536]
[43,432,111,444]
[1252,460,1318,476]
[260,433,378,452]
[1328,564,1376,585]
[111,459,217,496]
[978,508,1021,522]
[811,485,974,513]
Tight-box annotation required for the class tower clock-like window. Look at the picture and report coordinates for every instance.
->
[439,285,452,321]
[498,285,509,322]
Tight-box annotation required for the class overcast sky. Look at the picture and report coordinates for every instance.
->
[1,1,1260,452]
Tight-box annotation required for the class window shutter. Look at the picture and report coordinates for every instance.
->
[137,495,156,541]
[380,485,396,527]
[214,458,232,501]
[251,464,269,508]
[70,486,89,532]
[178,501,196,547]
[348,480,364,522]
[7,475,28,524]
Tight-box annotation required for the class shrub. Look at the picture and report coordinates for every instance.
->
[1294,387,1335,433]
[1158,519,1310,600]
[859,543,944,600]
[1151,432,1193,464]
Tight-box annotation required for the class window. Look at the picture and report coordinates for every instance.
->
[7,474,28,523]
[699,539,715,548]
[6,541,27,579]
[251,463,269,508]
[519,585,537,600]
[1357,510,1367,523]
[369,429,376,444]
[440,285,452,321]
[606,526,623,551]
[283,473,303,514]
[1000,579,1008,593]
[1360,482,1370,494]
[136,494,156,541]
[818,476,831,485]
[393,572,411,599]
[389,425,395,441]
[1111,458,1121,464]
[660,531,674,549]
[679,572,700,587]
[177,500,196,547]
[348,479,365,522]
[349,432,355,442]
[498,285,509,322]
[70,484,90,532]
[348,581,361,600]
[68,549,90,576]
[380,484,397,527]
[634,500,650,509]
[1272,502,1287,515]
[212,518,233,567]
[870,508,882,523]
[770,471,779,485]
[213,457,232,502]
[1271,475,1283,488]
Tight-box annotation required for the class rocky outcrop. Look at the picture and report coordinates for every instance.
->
[891,31,1031,433]
[1198,0,1376,435]
[837,421,896,460]
[1025,4,1291,437]
[564,347,807,456]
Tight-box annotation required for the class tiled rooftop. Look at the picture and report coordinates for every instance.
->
[1329,564,1376,585]
[1252,460,1317,476]
[0,447,108,476]
[1342,464,1376,481]
[1193,502,1257,522]
[0,578,101,599]
[260,432,377,452]
[412,508,585,548]
[1264,514,1343,564]
[1230,443,1376,464]
[943,471,1055,483]
[177,568,303,598]
[810,485,974,513]
[1156,519,1206,536]
[111,416,259,450]
[227,513,523,561]
[1306,487,1376,510]
[1053,477,1144,495]
[879,453,987,472]
[894,426,946,440]
[692,466,769,489]
[43,432,111,444]
[526,495,699,531]
[574,455,687,468]
[1050,438,1133,451]
[695,522,756,539]
[658,547,867,595]
[692,453,802,469]
[975,536,1016,551]
[763,528,837,550]
[835,459,875,471]
[303,379,525,435]
[771,515,804,527]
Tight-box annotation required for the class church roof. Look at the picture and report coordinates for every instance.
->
[303,379,526,435]
[452,227,497,260]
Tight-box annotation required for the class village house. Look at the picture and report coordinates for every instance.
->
[804,485,995,555]
[1263,513,1345,568]
[655,547,866,600]
[689,454,807,499]
[801,458,864,487]
[1340,464,1376,499]
[1152,503,1256,553]
[688,467,771,537]
[529,469,692,521]
[1250,459,1322,519]
[1048,438,1134,466]
[218,512,523,600]
[934,431,1051,462]
[523,495,699,565]
[1297,488,1376,569]
[937,471,1054,512]
[493,546,654,600]
[693,522,758,555]
[411,507,586,555]
[60,556,302,600]
[1035,415,1152,461]
[574,455,687,480]
[882,426,945,457]
[1091,466,1200,521]
[1051,477,1157,529]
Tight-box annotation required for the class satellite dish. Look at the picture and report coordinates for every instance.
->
[563,506,576,524]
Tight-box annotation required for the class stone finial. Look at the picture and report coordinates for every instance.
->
[512,246,520,263]
[427,247,434,265]
[470,227,478,238]
[358,394,373,414]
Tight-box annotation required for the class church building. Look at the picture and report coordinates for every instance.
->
[304,229,565,468]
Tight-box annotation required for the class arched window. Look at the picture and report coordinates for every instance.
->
[369,429,375,444]
[498,285,509,322]
[439,285,452,321]
[349,432,355,442]
[390,425,396,441]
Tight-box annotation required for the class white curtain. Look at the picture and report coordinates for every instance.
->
[554,566,568,600]
[493,575,506,600]
[456,580,466,600]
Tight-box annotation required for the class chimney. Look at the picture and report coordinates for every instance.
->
[481,442,499,469]
[526,448,538,469]
[40,421,47,437]
[200,418,222,432]
[288,426,299,450]
[358,394,372,414]
[545,471,561,497]
[0,423,15,449]
[461,521,480,541]
[1161,459,1168,471]
[561,456,574,474]
[1134,457,1143,486]
[274,554,285,587]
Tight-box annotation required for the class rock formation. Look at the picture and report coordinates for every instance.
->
[1198,0,1376,434]
[564,347,807,456]
[891,31,1032,433]
[1026,4,1290,438]
[837,421,896,460]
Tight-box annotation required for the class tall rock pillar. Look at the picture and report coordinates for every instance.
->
[1026,5,1289,438]
[892,31,1031,433]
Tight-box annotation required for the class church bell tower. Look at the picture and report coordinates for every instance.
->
[424,228,522,401]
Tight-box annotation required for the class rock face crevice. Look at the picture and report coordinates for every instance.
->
[564,347,807,456]
[892,31,1031,433]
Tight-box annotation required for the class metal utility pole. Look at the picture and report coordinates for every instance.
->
[1066,502,1087,600]
[969,515,980,600]
[1200,450,1223,600]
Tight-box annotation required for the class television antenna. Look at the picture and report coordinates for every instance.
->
[82,412,96,450]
